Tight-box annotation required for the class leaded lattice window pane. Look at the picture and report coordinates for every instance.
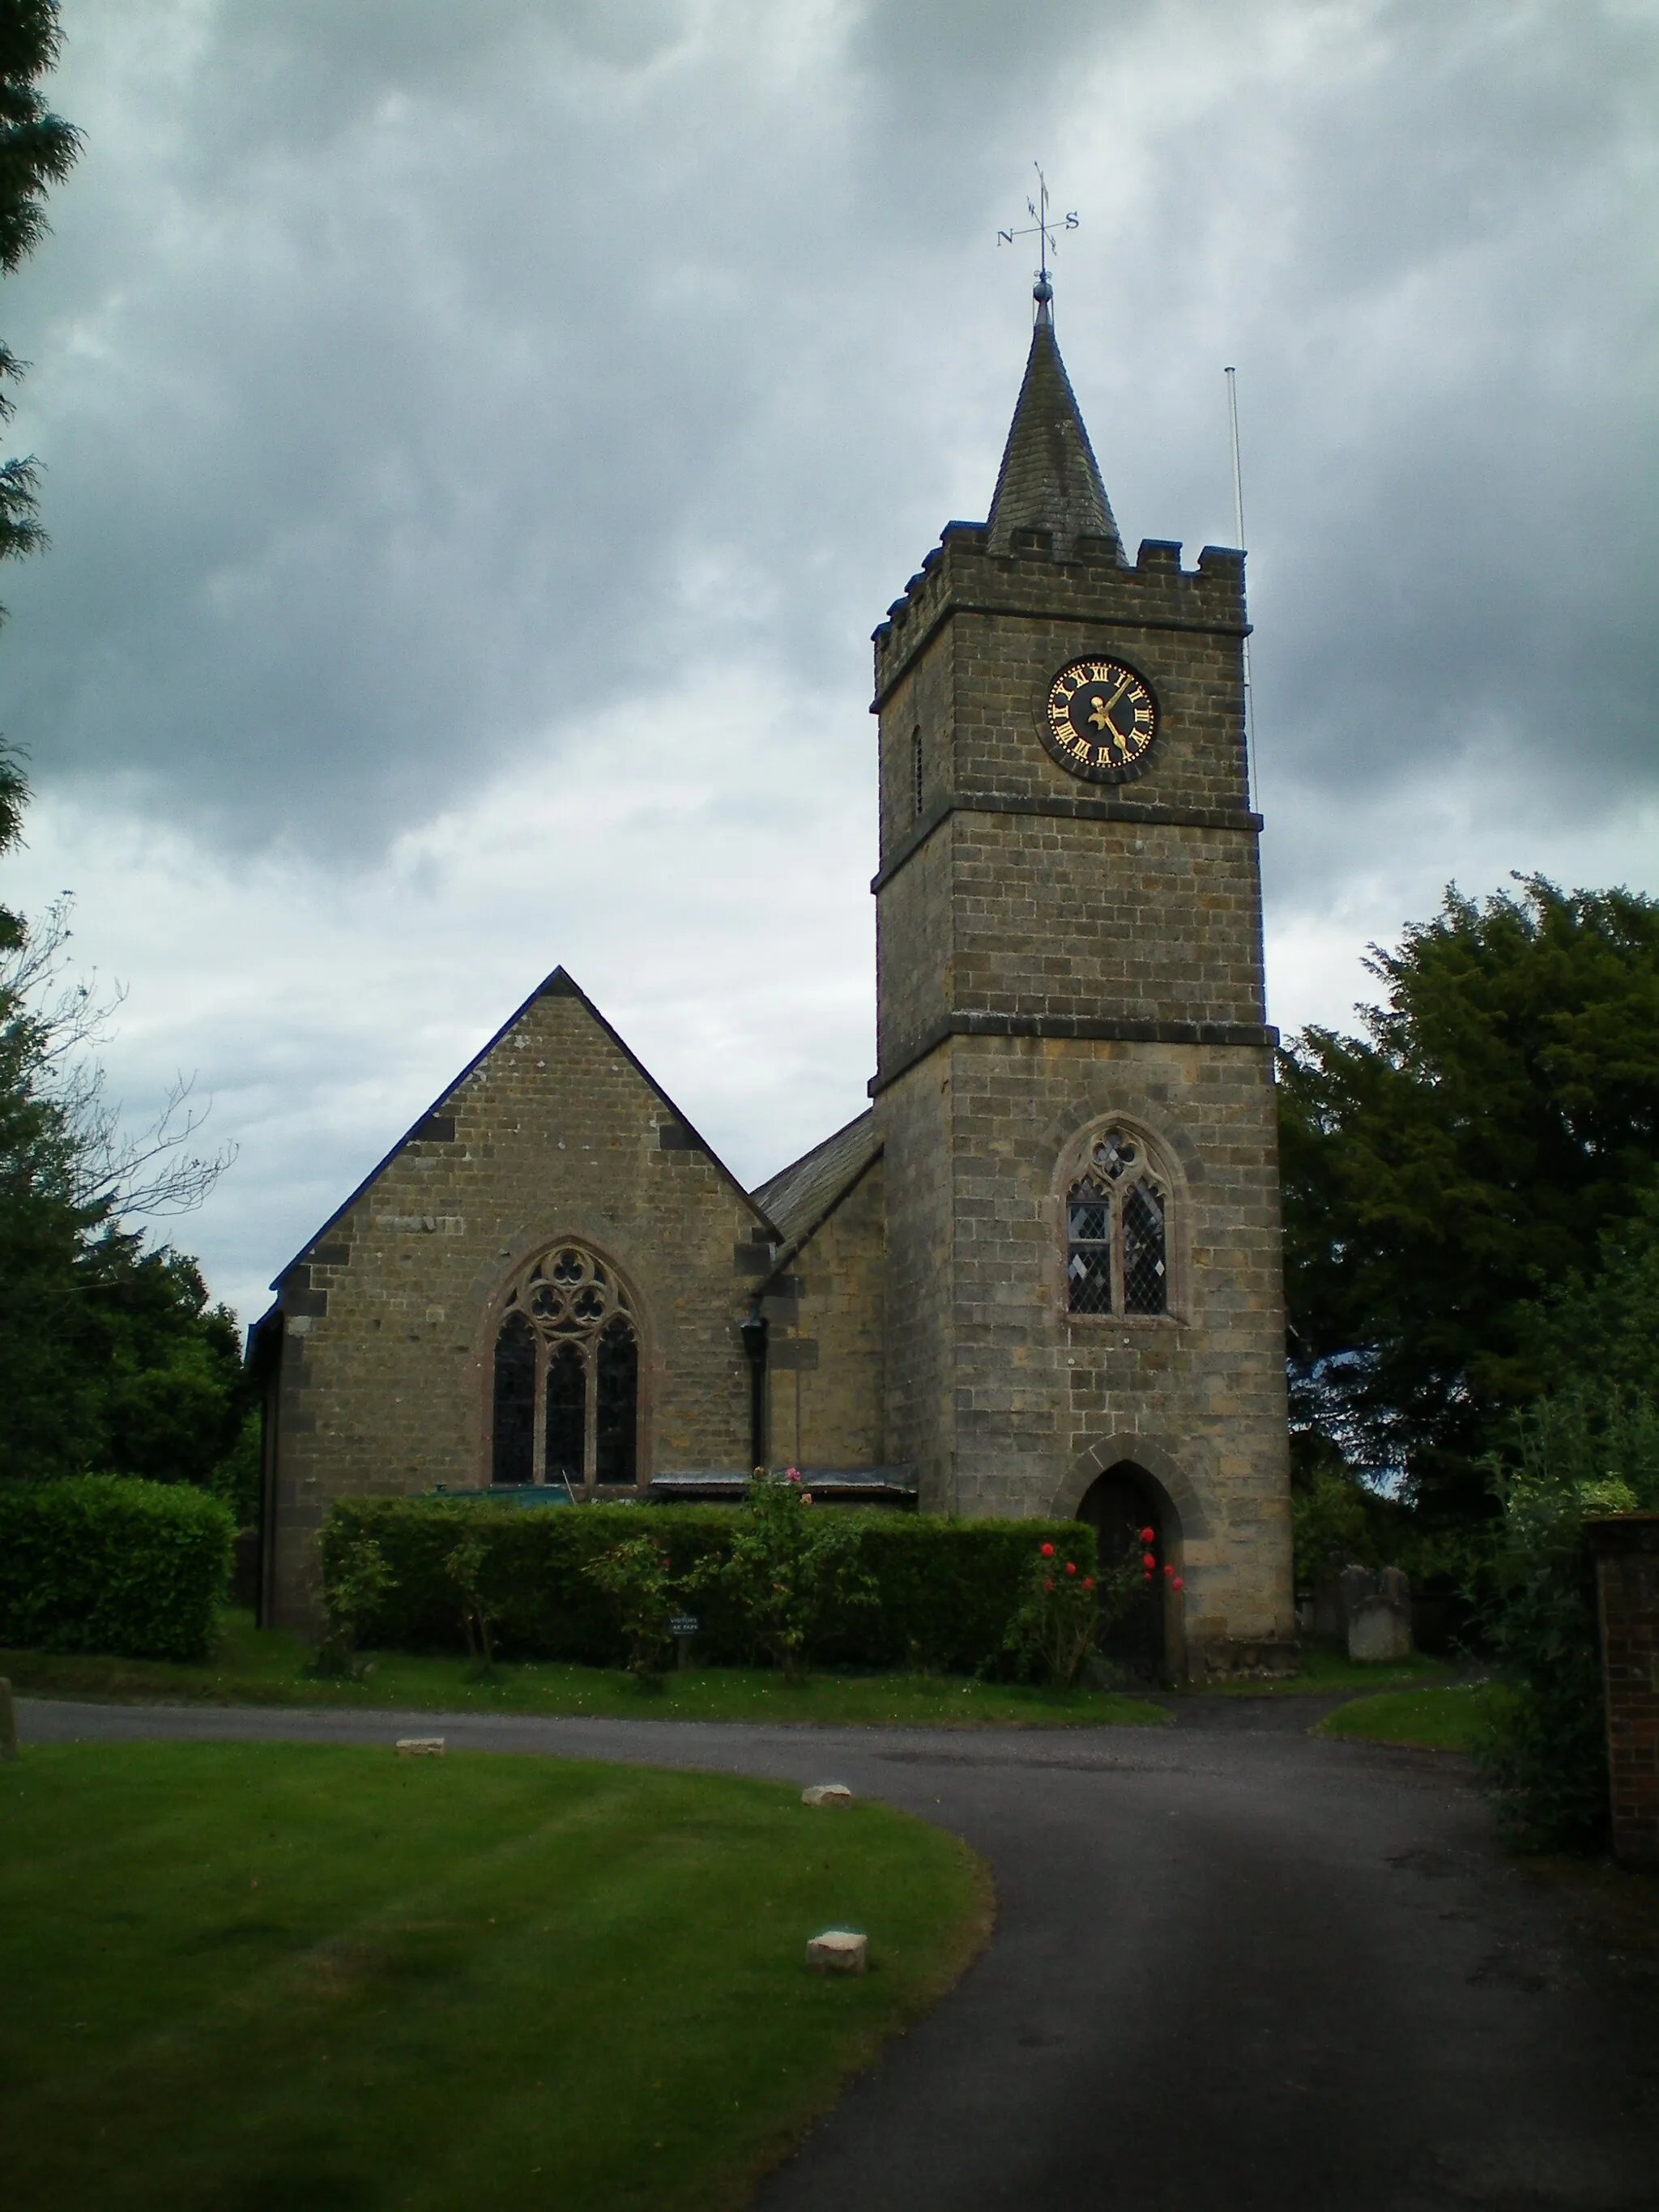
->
[1067,1239,1113,1314]
[1065,1127,1170,1319]
[1123,1181,1168,1315]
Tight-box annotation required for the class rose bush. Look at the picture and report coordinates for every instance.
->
[584,1532,680,1681]
[1000,1531,1147,1686]
[690,1468,876,1682]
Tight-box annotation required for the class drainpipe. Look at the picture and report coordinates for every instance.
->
[738,1305,769,1475]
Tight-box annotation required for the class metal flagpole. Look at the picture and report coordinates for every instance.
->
[1225,365,1256,816]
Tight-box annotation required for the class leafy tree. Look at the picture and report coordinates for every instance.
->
[0,883,245,1485]
[1279,877,1659,1522]
[0,13,246,1500]
[0,1,79,605]
[1465,1182,1659,1849]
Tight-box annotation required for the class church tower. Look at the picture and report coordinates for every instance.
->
[871,279,1294,1673]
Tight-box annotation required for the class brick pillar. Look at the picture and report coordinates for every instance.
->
[1584,1514,1659,1869]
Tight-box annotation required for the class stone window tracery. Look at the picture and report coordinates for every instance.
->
[1065,1129,1169,1317]
[490,1246,640,1487]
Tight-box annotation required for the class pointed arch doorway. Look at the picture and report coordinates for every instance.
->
[1077,1461,1173,1683]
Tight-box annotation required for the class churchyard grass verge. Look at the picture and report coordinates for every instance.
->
[1187,1643,1452,1696]
[2,1609,1171,1726]
[2,1741,992,2212]
[1316,1682,1511,1751]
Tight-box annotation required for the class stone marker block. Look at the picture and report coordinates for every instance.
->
[801,1783,854,1808]
[396,1737,446,1757]
[806,1929,868,1974]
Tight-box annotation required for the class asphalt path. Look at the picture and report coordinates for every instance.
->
[18,1694,1658,2210]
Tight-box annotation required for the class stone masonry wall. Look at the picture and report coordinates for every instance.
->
[880,1063,957,1510]
[268,978,766,1626]
[945,1033,1291,1648]
[950,812,1265,1027]
[764,1156,885,1471]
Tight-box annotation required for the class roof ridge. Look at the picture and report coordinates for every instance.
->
[272,965,777,1284]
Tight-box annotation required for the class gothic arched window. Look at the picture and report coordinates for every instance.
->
[489,1246,641,1489]
[1065,1129,1169,1317]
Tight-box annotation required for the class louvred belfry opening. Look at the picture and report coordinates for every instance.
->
[489,1246,640,1488]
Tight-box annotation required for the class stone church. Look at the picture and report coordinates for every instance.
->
[254,279,1294,1677]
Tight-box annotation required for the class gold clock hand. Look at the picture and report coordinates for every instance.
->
[1087,676,1132,732]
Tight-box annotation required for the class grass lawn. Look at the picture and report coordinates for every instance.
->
[1,1611,1169,1729]
[1188,1643,1456,1698]
[2,1741,991,2212]
[1316,1681,1511,1751]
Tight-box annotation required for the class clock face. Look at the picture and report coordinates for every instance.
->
[1043,658,1159,783]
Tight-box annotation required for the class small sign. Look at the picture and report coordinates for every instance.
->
[669,1615,700,1638]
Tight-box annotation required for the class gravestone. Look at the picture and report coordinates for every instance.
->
[1345,1566,1413,1663]
[1311,1560,1354,1642]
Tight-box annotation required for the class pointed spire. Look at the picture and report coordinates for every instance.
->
[985,296,1120,560]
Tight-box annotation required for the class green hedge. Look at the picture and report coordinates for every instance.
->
[322,1498,1098,1673]
[0,1475,234,1660]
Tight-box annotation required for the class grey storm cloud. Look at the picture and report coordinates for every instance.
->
[0,0,1653,1319]
[0,0,1654,858]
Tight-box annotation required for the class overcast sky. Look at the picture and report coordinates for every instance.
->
[2,0,1656,1324]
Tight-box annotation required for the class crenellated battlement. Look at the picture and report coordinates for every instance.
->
[872,526,1247,708]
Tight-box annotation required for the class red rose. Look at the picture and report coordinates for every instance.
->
[1043,1579,1054,1593]
[1172,1576,1185,1592]
[1083,1576,1095,1592]
[1064,1561,1077,1576]
[1141,1552,1156,1571]
[1040,1542,1055,1558]
[1163,1563,1175,1578]
[1143,1572,1153,1584]
[1139,1526,1155,1544]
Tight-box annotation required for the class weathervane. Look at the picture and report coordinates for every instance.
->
[997,164,1078,309]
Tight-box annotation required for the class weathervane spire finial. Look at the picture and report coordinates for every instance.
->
[997,163,1078,325]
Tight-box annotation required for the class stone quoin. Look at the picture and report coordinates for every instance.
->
[252,278,1295,1681]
